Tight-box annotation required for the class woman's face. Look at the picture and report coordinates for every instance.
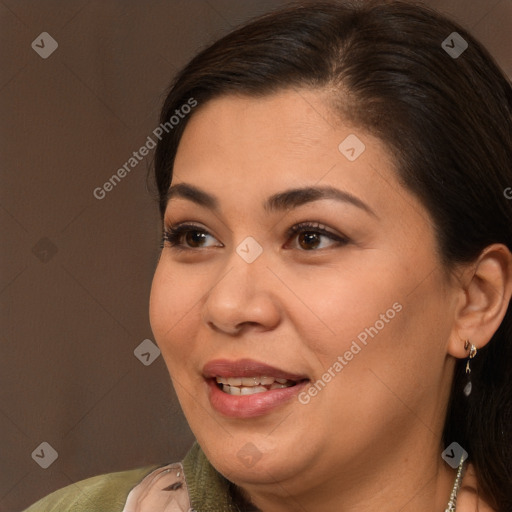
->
[150,90,459,498]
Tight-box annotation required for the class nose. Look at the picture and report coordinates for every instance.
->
[201,255,282,336]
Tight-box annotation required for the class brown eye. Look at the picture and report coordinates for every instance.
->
[162,224,222,251]
[185,230,208,247]
[297,232,322,250]
[286,222,349,251]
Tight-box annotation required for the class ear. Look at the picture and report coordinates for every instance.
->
[448,243,512,358]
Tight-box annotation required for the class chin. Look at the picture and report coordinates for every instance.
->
[205,437,304,485]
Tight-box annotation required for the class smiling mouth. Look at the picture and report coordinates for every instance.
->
[215,376,304,395]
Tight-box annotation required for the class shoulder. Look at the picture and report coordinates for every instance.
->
[22,465,161,512]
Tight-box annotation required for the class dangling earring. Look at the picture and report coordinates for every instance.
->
[463,340,477,397]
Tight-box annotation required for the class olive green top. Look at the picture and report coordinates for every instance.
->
[22,441,258,512]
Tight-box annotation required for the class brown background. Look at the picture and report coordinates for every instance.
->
[1,0,511,510]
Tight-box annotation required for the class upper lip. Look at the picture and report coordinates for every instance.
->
[203,358,309,381]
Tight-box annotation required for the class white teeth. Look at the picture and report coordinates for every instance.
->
[215,376,295,387]
[222,385,241,395]
[219,378,296,395]
[240,386,268,395]
[269,382,291,390]
[221,384,273,395]
[241,377,259,386]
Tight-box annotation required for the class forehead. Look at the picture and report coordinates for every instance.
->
[174,90,392,192]
[177,90,342,159]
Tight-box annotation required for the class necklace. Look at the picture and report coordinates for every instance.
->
[444,456,465,511]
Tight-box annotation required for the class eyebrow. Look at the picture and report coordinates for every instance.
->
[166,183,377,217]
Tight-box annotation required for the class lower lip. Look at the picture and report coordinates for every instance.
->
[206,378,309,418]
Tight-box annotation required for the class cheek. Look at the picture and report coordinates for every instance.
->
[149,260,205,360]
[287,249,449,383]
[280,254,408,361]
[293,269,450,437]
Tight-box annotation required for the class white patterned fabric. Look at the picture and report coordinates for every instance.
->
[122,462,192,512]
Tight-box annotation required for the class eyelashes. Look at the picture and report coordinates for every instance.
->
[162,223,218,251]
[161,221,349,252]
[285,222,349,250]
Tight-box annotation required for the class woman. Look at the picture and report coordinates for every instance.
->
[24,0,512,510]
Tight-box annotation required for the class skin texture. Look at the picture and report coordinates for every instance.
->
[149,89,512,512]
